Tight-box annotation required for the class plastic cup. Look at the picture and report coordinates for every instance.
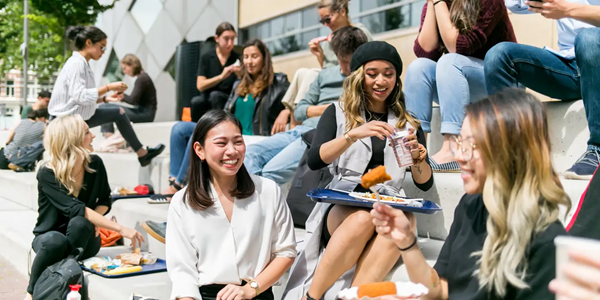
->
[554,236,600,300]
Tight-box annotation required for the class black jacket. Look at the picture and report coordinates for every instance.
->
[225,73,290,136]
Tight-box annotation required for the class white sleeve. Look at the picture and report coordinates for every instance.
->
[271,185,298,258]
[166,193,202,300]
[66,61,99,106]
[505,0,535,14]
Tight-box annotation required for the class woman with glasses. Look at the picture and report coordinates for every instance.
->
[281,0,373,127]
[48,25,165,166]
[403,0,516,172]
[372,89,569,300]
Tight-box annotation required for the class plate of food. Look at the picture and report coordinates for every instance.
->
[348,192,423,206]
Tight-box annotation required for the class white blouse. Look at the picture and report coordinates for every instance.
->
[166,175,297,300]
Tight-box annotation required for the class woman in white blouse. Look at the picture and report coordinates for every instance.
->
[48,25,164,166]
[166,109,297,300]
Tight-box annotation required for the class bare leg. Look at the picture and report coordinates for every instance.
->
[307,206,375,299]
[352,234,401,286]
[431,134,456,163]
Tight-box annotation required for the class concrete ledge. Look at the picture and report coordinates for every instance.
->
[0,170,38,210]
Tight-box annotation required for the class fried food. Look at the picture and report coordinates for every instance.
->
[361,166,392,189]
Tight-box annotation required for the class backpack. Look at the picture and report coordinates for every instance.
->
[8,140,44,171]
[33,248,88,300]
[286,129,333,228]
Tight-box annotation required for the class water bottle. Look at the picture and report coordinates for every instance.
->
[66,284,81,300]
[390,129,413,168]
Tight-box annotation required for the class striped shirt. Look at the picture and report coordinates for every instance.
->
[3,120,45,158]
[48,51,99,120]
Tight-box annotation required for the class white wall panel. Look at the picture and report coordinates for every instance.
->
[144,11,183,69]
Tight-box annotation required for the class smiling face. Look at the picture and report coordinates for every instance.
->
[318,6,348,32]
[194,121,246,179]
[83,123,95,152]
[243,45,264,77]
[455,117,486,194]
[363,60,397,105]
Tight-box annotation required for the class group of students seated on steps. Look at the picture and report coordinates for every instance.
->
[22,0,600,299]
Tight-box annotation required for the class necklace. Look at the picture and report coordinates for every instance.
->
[367,110,384,122]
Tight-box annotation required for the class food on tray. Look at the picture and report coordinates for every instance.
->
[118,187,138,196]
[117,252,143,266]
[357,192,407,203]
[361,166,391,189]
[104,265,143,275]
[336,281,429,300]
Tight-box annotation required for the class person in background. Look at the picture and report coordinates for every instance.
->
[243,26,368,186]
[191,22,241,122]
[549,247,600,299]
[485,0,600,180]
[284,41,433,300]
[21,90,51,119]
[101,53,157,137]
[48,25,164,166]
[281,0,373,128]
[0,109,48,170]
[166,110,296,300]
[225,38,290,136]
[403,0,516,172]
[372,89,569,300]
[24,115,144,300]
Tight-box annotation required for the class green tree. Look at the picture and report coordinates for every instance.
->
[0,0,115,79]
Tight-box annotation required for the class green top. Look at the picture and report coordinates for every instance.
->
[234,94,255,136]
[21,105,33,119]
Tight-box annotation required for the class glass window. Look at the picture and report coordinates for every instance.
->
[360,0,403,11]
[130,0,163,34]
[103,51,124,82]
[271,17,285,37]
[360,12,385,34]
[301,29,320,46]
[410,0,426,27]
[285,11,301,32]
[302,6,319,27]
[384,5,410,31]
[6,80,14,97]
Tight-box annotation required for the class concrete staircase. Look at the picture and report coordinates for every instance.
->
[0,99,592,299]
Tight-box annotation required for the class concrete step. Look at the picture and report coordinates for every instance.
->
[90,122,177,154]
[0,170,38,210]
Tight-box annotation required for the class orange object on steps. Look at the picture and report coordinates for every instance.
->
[100,228,122,247]
[356,282,398,298]
[182,107,191,122]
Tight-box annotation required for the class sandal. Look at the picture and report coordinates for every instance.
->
[430,158,460,173]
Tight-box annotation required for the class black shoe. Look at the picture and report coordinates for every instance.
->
[138,144,165,167]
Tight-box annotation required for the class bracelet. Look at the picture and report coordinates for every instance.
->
[306,292,320,300]
[344,132,356,144]
[102,95,107,103]
[398,235,418,251]
[433,0,444,5]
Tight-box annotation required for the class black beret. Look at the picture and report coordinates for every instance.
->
[350,41,403,76]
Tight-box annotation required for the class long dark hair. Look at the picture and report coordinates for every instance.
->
[66,25,107,50]
[184,110,255,210]
[237,39,274,97]
[215,22,236,37]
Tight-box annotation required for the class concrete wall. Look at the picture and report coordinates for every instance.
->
[239,0,318,27]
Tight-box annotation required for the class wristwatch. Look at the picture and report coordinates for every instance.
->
[248,280,260,297]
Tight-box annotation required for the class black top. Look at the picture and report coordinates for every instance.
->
[122,72,157,110]
[33,155,112,235]
[308,104,433,192]
[197,48,240,95]
[434,193,566,300]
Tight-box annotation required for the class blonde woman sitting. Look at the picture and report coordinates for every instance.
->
[372,89,570,300]
[25,115,144,300]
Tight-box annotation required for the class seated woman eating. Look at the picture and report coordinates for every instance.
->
[283,41,433,300]
[25,115,144,300]
[372,89,570,300]
[166,110,297,300]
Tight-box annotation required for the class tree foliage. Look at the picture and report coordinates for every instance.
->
[0,0,115,79]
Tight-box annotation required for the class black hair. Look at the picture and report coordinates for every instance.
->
[38,90,51,99]
[330,26,369,58]
[184,110,255,210]
[66,25,107,50]
[215,22,236,37]
[28,108,49,120]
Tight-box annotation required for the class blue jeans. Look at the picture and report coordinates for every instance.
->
[484,28,600,148]
[169,121,196,185]
[404,54,487,135]
[244,125,312,185]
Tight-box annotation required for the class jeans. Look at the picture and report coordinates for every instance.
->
[169,121,196,185]
[27,216,101,294]
[86,105,144,151]
[484,27,600,148]
[404,54,487,135]
[191,90,229,122]
[100,104,156,133]
[244,125,312,185]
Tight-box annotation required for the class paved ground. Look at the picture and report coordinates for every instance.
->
[0,255,27,300]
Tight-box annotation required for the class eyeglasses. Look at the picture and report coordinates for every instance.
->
[319,15,332,25]
[101,46,106,52]
[450,136,477,161]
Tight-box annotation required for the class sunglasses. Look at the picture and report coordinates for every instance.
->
[101,46,106,52]
[319,15,332,25]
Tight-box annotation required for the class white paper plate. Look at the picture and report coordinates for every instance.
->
[349,192,423,206]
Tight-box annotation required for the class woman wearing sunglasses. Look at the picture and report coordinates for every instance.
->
[372,89,569,300]
[281,0,373,127]
[48,25,165,167]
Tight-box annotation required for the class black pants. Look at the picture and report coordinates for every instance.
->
[86,105,144,151]
[100,104,156,134]
[199,284,274,300]
[191,91,229,122]
[0,148,9,169]
[27,216,101,294]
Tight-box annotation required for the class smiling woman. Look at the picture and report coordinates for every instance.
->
[166,110,297,300]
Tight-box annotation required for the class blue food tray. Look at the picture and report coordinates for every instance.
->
[111,194,154,201]
[306,189,442,214]
[81,258,167,278]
